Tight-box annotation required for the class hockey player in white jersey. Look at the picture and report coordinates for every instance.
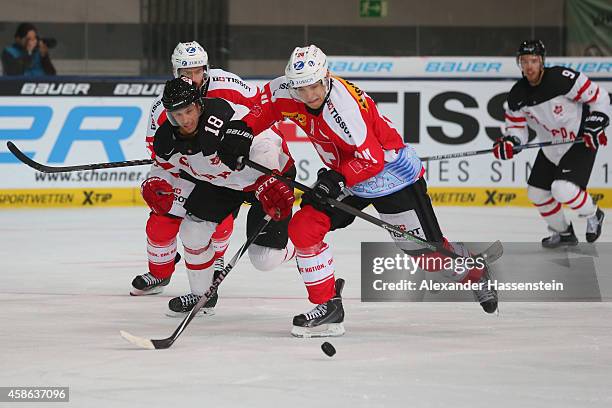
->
[144,77,296,316]
[494,40,610,248]
[131,41,264,301]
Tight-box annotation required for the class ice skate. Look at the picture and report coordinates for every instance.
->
[130,253,181,296]
[166,292,219,317]
[541,224,578,248]
[473,265,498,314]
[291,278,345,338]
[585,208,605,243]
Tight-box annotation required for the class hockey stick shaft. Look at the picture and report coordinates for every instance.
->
[7,138,584,173]
[120,215,273,350]
[242,158,479,260]
[420,138,584,162]
[6,141,153,172]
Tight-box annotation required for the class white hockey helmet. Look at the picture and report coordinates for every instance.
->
[171,41,209,78]
[285,45,330,102]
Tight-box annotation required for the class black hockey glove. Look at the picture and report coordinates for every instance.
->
[218,120,254,170]
[493,135,522,160]
[583,111,609,151]
[301,168,346,212]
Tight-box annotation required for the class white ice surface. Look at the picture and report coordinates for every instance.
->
[1,206,611,408]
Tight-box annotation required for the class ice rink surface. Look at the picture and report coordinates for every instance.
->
[1,206,611,408]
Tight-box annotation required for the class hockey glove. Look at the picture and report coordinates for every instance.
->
[301,169,345,211]
[583,111,609,151]
[254,174,295,221]
[218,120,254,170]
[141,177,174,215]
[493,136,522,160]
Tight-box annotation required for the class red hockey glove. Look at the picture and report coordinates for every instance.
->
[583,111,609,151]
[493,136,522,160]
[254,174,295,221]
[141,177,174,215]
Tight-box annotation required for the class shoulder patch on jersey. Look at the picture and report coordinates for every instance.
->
[334,77,369,111]
[281,111,307,126]
[210,74,253,92]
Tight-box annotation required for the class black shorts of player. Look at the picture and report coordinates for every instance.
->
[528,143,596,191]
[182,166,296,250]
[303,177,444,245]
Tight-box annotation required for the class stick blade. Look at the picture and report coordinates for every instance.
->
[480,240,503,264]
[6,141,44,171]
[119,330,156,350]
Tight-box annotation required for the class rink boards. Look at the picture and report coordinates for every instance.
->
[1,64,611,208]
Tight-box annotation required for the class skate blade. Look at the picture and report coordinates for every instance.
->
[130,286,165,296]
[291,323,345,338]
[541,241,578,249]
[165,307,216,318]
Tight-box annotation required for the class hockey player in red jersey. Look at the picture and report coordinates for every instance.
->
[217,45,498,337]
[493,40,610,248]
[131,41,264,303]
[145,77,296,316]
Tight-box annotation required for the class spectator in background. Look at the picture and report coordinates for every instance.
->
[2,22,56,76]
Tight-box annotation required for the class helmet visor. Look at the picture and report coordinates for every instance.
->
[288,78,331,104]
[166,102,200,128]
[177,66,209,87]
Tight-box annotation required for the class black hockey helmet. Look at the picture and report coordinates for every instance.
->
[162,76,203,126]
[516,40,546,64]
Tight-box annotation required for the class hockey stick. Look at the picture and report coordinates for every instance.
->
[420,138,585,162]
[6,138,585,173]
[240,158,502,262]
[6,141,153,172]
[120,215,273,350]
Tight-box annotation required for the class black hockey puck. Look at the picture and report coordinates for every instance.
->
[321,341,336,357]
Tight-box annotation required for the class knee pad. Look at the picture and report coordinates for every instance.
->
[551,180,594,214]
[146,213,181,244]
[179,216,217,270]
[550,180,581,204]
[288,205,331,249]
[178,215,217,249]
[212,214,234,254]
[527,185,553,205]
[380,210,435,255]
[248,244,292,271]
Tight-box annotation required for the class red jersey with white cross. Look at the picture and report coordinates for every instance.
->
[243,75,406,187]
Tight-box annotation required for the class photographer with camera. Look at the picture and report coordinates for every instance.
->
[2,22,56,76]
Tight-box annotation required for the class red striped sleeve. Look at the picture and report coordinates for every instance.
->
[573,79,592,101]
[505,113,526,122]
[155,160,174,171]
[157,111,167,126]
[585,87,600,104]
